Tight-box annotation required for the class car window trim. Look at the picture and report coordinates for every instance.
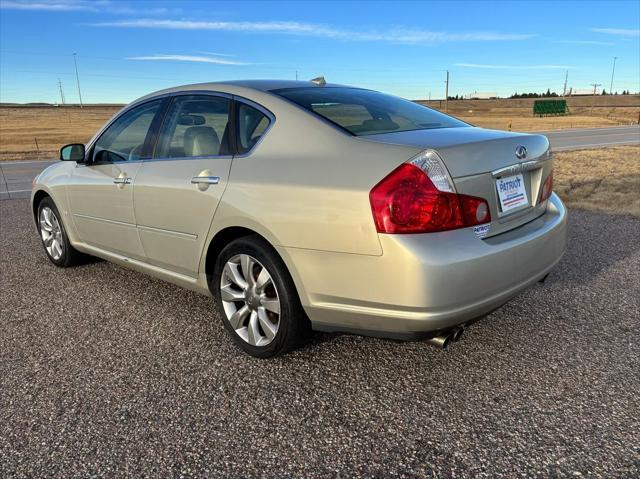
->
[148,91,234,162]
[231,95,276,158]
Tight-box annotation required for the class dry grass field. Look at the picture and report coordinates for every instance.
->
[553,145,640,217]
[0,105,121,161]
[422,94,640,131]
[0,95,638,162]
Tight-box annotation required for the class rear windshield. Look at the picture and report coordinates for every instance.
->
[272,87,466,136]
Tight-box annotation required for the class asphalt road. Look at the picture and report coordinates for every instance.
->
[542,125,640,151]
[1,125,638,200]
[1,198,639,477]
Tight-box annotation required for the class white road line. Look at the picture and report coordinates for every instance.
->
[553,140,640,151]
[550,132,640,140]
[538,125,640,134]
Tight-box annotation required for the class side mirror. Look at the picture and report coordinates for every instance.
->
[60,143,85,162]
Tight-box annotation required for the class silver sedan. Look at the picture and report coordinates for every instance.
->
[31,80,567,357]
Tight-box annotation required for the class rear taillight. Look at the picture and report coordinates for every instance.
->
[370,151,491,234]
[538,170,553,203]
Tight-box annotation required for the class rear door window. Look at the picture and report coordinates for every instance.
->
[155,95,231,158]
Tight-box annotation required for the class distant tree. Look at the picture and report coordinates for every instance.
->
[601,89,607,95]
[545,88,551,97]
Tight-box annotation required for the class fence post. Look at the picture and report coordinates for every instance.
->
[34,138,39,152]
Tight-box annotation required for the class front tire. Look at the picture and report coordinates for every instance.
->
[37,197,82,267]
[212,235,310,358]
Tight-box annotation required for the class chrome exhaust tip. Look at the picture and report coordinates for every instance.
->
[451,326,464,342]
[427,326,464,349]
[427,334,452,349]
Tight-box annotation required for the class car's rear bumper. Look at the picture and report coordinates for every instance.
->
[280,193,567,337]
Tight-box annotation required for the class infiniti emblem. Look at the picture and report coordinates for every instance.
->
[515,146,528,160]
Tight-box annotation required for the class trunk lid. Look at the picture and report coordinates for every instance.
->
[364,126,553,237]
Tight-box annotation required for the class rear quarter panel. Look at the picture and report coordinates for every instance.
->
[209,92,421,256]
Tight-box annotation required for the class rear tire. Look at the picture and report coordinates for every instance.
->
[212,235,310,358]
[36,197,83,268]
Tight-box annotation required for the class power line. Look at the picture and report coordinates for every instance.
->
[444,70,449,112]
[57,78,65,105]
[73,53,83,108]
[610,57,618,93]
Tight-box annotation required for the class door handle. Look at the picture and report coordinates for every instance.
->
[113,177,132,185]
[190,176,220,185]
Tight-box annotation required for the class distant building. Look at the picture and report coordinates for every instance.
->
[464,91,498,100]
[570,88,596,96]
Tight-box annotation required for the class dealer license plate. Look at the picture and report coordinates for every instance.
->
[496,174,528,213]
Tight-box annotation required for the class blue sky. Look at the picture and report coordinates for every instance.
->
[1,0,639,103]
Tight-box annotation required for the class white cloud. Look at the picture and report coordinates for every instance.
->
[0,0,181,15]
[591,28,640,37]
[92,18,536,44]
[125,54,250,66]
[196,51,236,57]
[0,0,99,11]
[455,63,574,70]
[555,40,615,46]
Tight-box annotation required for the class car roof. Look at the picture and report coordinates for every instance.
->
[135,79,357,103]
[208,79,351,91]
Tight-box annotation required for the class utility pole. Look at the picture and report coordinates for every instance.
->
[73,53,83,108]
[429,91,431,101]
[563,70,568,97]
[609,57,618,94]
[590,82,602,96]
[295,70,298,81]
[444,70,449,112]
[57,78,65,105]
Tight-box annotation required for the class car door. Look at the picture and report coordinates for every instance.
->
[132,94,238,277]
[67,98,165,260]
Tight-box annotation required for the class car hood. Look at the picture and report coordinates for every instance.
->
[362,126,550,178]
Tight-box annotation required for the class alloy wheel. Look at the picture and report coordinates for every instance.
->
[220,254,281,347]
[39,206,64,261]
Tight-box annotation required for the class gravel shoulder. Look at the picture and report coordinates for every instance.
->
[1,199,639,478]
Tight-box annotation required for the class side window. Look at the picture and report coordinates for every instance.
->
[237,103,270,154]
[155,95,230,158]
[93,99,162,162]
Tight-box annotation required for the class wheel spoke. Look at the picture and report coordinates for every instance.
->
[255,267,272,293]
[257,307,277,341]
[44,234,54,246]
[223,262,247,290]
[52,240,63,259]
[247,311,260,346]
[261,298,280,315]
[40,219,53,232]
[228,304,250,329]
[240,254,255,287]
[220,284,245,302]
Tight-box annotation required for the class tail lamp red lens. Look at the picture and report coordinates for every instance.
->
[370,163,491,234]
[538,170,554,203]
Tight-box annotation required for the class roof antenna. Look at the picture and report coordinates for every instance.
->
[310,76,326,86]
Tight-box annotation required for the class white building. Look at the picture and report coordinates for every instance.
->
[464,91,498,100]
